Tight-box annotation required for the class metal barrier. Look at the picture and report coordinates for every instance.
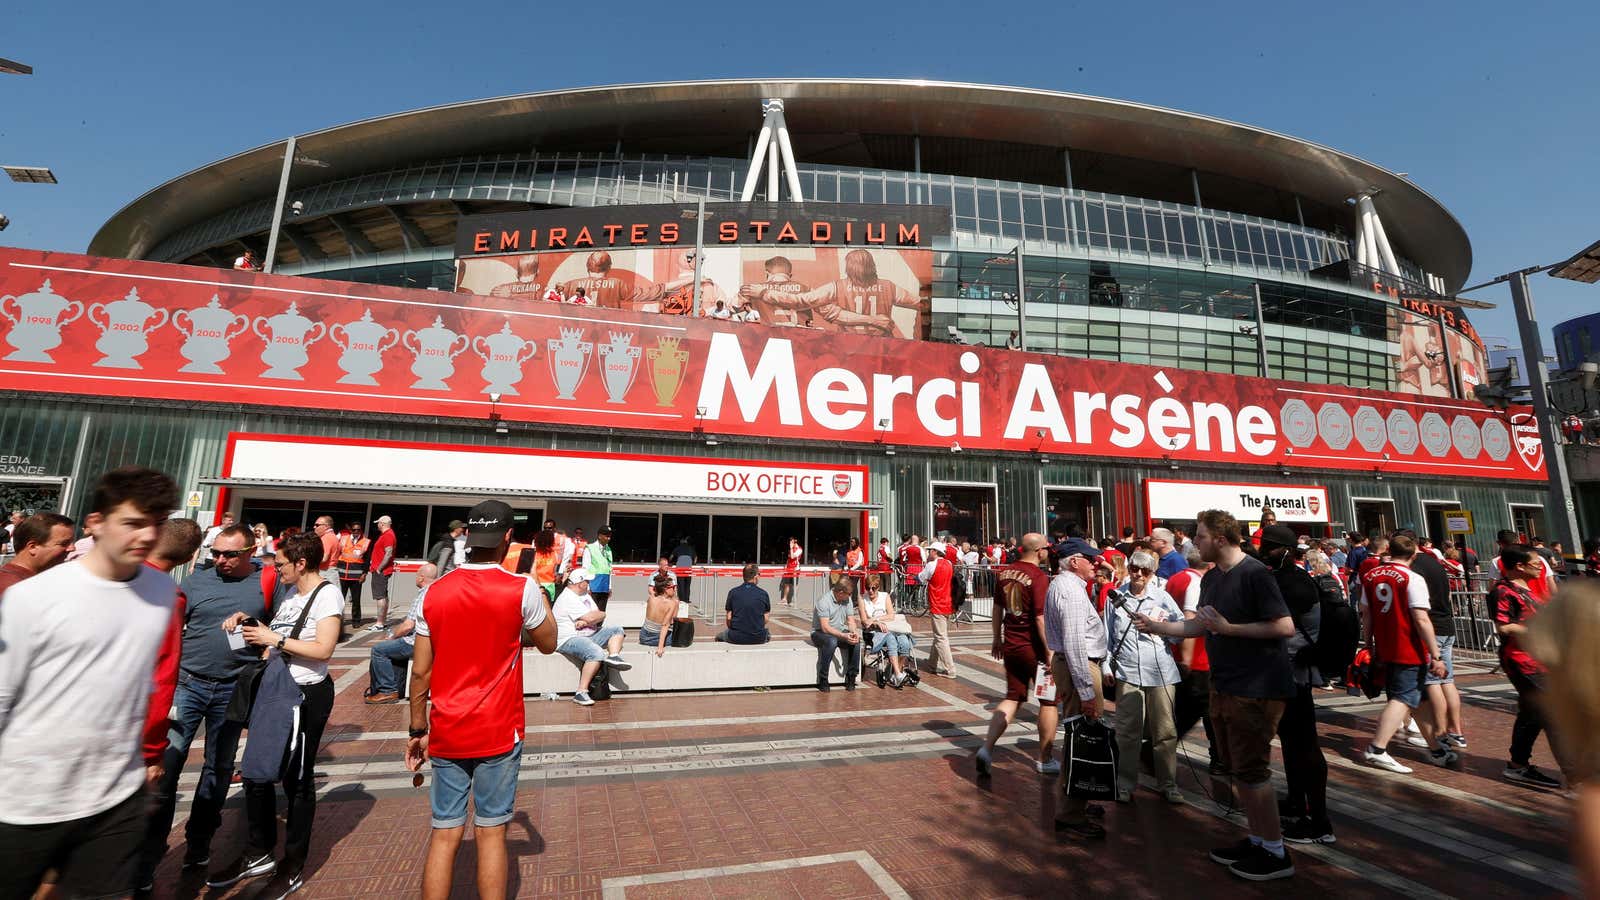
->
[956,565,996,624]
[1449,573,1501,662]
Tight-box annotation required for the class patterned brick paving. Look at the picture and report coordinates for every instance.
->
[145,617,1572,898]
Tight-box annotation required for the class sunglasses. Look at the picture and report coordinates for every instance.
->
[1128,566,1153,575]
[213,548,255,560]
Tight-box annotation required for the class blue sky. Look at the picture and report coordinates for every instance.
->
[3,0,1597,353]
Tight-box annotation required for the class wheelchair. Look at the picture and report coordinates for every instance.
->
[861,629,921,689]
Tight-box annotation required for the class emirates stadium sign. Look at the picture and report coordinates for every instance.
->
[0,247,1546,482]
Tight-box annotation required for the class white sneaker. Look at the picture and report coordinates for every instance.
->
[1404,735,1430,748]
[603,654,632,671]
[1036,758,1062,776]
[1362,747,1413,774]
[1404,719,1421,735]
[573,691,595,706]
[365,623,385,632]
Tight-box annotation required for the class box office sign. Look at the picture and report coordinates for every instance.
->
[1145,479,1331,525]
[0,247,1547,482]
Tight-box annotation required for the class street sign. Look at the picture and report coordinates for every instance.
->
[868,515,880,530]
[1442,510,1473,534]
[185,491,203,508]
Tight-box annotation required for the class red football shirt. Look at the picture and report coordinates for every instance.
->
[415,563,548,758]
[1494,554,1553,602]
[368,528,398,575]
[996,562,1049,655]
[1164,568,1208,672]
[1361,562,1431,665]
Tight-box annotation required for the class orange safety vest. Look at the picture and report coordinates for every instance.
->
[338,535,370,565]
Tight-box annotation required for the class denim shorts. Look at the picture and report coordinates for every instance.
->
[1425,635,1455,685]
[430,742,522,829]
[1385,662,1428,708]
[558,625,624,663]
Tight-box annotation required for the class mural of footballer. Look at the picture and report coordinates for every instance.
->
[740,249,924,337]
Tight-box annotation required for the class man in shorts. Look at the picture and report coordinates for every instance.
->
[1358,535,1450,773]
[1135,509,1297,881]
[406,499,557,900]
[780,536,802,606]
[974,533,1059,776]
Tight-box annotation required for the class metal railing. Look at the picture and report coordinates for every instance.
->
[1449,573,1501,662]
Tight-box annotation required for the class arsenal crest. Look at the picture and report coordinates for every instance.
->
[1308,497,1320,516]
[1510,413,1544,472]
[832,473,852,498]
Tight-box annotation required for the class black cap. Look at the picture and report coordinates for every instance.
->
[597,525,613,536]
[464,501,514,548]
[1259,524,1299,552]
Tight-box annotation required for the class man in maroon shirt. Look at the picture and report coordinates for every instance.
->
[0,512,75,598]
[974,533,1059,775]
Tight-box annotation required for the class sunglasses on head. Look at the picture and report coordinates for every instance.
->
[213,548,254,560]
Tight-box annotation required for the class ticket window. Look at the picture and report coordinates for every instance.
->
[1354,500,1396,541]
[931,483,996,545]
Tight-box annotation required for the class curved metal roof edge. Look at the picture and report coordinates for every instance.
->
[89,78,1472,286]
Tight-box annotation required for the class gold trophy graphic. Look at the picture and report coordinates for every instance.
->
[646,335,689,408]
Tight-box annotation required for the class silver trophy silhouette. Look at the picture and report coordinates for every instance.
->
[403,316,470,390]
[546,326,593,400]
[2,279,84,363]
[89,287,169,369]
[174,295,250,374]
[253,301,326,380]
[330,309,399,386]
[597,331,641,404]
[473,321,538,396]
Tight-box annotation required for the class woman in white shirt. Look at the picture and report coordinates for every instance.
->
[857,573,915,687]
[252,523,275,559]
[212,532,341,896]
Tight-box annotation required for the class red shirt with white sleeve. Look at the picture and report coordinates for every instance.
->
[1361,561,1432,665]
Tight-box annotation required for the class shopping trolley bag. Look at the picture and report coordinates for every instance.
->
[1062,716,1118,800]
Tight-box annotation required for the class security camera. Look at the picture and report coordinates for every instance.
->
[0,213,8,231]
[289,200,304,215]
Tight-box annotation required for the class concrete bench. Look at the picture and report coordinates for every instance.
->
[520,637,849,694]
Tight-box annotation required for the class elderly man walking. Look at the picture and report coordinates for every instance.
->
[1046,537,1110,839]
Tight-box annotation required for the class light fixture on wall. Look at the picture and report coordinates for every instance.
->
[1162,454,1179,471]
[705,437,719,447]
[950,442,963,453]
[884,445,896,456]
[488,393,507,434]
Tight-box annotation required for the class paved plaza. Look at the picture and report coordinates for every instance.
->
[147,604,1572,899]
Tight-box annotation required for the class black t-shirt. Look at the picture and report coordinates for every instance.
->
[1200,554,1294,699]
[723,582,771,644]
[1408,552,1455,637]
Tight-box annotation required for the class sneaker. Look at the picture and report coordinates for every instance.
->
[1282,816,1336,845]
[1362,747,1413,774]
[572,691,595,706]
[1404,735,1430,748]
[603,654,632,671]
[207,852,276,888]
[258,868,304,900]
[816,681,830,692]
[1037,758,1061,776]
[1428,747,1460,767]
[1404,718,1421,735]
[1229,845,1295,881]
[1162,786,1184,804]
[180,846,210,871]
[1115,788,1133,803]
[365,622,385,632]
[1209,838,1256,866]
[1443,732,1468,749]
[1504,764,1562,790]
[975,746,992,776]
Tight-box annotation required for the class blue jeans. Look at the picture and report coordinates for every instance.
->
[139,671,244,880]
[558,625,625,663]
[1425,634,1456,685]
[369,638,415,694]
[812,630,861,684]
[871,631,914,657]
[431,742,522,829]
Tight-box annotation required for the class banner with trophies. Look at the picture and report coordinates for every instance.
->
[0,247,1546,481]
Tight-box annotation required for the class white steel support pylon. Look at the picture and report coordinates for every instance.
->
[1352,194,1401,278]
[740,99,805,202]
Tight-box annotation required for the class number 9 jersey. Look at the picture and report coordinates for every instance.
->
[1359,562,1432,665]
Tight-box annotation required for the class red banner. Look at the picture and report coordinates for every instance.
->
[0,247,1544,481]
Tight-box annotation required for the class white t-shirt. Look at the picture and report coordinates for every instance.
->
[1180,573,1203,613]
[863,590,891,620]
[452,536,467,567]
[0,561,178,824]
[269,581,343,684]
[552,586,600,646]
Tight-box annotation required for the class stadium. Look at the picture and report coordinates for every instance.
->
[0,79,1551,566]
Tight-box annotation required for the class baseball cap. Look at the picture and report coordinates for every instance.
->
[447,519,466,530]
[463,501,514,548]
[566,568,592,583]
[374,515,392,525]
[597,525,612,536]
[1057,537,1102,560]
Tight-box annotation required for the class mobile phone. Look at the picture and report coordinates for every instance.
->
[241,617,259,627]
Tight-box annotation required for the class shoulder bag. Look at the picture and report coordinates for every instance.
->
[225,582,329,724]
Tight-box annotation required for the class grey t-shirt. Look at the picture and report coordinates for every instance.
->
[812,594,851,634]
[1200,554,1295,699]
[178,561,272,680]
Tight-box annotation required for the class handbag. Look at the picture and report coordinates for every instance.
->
[1062,716,1118,800]
[671,617,696,648]
[587,667,613,701]
[224,582,328,724]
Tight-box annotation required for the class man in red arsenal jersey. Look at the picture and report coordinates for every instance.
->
[1358,535,1447,775]
[1493,529,1557,601]
[406,499,557,900]
[898,534,924,581]
[918,540,957,677]
[780,537,802,607]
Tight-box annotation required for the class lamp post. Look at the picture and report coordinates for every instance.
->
[1461,237,1600,551]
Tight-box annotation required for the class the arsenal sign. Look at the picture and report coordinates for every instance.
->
[1146,479,1332,525]
[0,247,1545,482]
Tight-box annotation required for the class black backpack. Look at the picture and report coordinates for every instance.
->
[1311,573,1361,678]
[948,561,967,610]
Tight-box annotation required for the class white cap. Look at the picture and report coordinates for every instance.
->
[374,515,392,525]
[567,568,592,583]
[929,540,947,554]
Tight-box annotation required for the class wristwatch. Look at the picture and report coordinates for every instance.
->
[276,637,286,651]
[409,727,429,739]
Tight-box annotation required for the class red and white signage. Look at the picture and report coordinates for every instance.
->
[223,434,868,506]
[1145,479,1331,524]
[0,247,1545,482]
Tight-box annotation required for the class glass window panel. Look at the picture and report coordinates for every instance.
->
[954,187,976,217]
[813,174,837,202]
[931,182,953,211]
[761,517,805,565]
[806,518,852,565]
[885,180,907,204]
[711,515,758,565]
[839,176,861,203]
[862,177,884,204]
[1044,198,1066,230]
[660,514,708,565]
[978,188,999,222]
[1000,191,1021,224]
[608,513,659,564]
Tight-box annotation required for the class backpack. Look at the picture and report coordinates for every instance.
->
[948,560,967,610]
[1311,573,1361,679]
